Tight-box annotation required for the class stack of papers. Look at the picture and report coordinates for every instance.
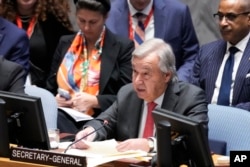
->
[59,139,148,167]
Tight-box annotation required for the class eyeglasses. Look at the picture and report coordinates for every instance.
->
[213,11,250,21]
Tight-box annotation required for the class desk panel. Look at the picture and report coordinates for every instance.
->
[0,154,229,167]
[0,157,49,167]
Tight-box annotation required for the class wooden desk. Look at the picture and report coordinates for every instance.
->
[212,154,230,167]
[0,154,229,167]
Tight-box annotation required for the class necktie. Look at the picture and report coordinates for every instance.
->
[143,102,157,138]
[217,46,239,105]
[134,12,145,47]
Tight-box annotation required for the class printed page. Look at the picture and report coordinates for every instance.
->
[59,107,93,122]
[59,139,148,167]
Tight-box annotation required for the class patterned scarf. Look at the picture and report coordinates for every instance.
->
[57,27,106,115]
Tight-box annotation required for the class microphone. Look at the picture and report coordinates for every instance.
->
[64,120,108,153]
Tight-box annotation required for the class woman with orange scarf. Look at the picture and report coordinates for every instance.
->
[46,0,134,133]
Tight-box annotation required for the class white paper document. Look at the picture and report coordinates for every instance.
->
[59,107,93,122]
[59,139,148,167]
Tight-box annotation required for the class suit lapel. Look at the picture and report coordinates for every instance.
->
[128,97,144,138]
[112,1,129,37]
[154,0,168,38]
[161,82,178,110]
[99,29,118,94]
[206,41,227,102]
[233,39,250,103]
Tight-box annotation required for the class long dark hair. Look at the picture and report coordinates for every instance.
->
[0,0,73,30]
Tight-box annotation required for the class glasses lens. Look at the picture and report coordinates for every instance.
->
[225,13,237,21]
[214,13,223,21]
[214,12,249,22]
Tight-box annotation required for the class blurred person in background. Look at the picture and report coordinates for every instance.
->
[0,0,74,88]
[0,16,29,77]
[46,0,134,133]
[105,0,199,82]
[190,0,250,111]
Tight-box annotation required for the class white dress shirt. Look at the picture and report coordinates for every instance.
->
[211,32,250,105]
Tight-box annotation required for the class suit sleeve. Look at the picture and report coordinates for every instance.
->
[189,47,203,86]
[85,84,138,141]
[6,62,26,94]
[234,103,250,111]
[182,85,209,134]
[85,97,120,141]
[176,5,199,82]
[7,31,30,78]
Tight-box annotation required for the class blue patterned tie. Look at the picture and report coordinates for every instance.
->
[217,46,239,105]
[134,12,145,47]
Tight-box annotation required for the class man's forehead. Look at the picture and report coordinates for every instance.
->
[132,60,155,67]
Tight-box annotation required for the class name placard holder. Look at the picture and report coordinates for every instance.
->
[10,147,86,167]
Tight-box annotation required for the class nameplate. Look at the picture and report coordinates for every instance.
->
[10,147,86,167]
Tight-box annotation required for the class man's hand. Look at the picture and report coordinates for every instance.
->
[72,127,96,149]
[116,138,150,152]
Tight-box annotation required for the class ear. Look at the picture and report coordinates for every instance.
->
[104,12,109,21]
[164,72,172,83]
[247,13,250,25]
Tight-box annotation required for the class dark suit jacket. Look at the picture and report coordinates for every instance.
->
[85,82,208,141]
[105,0,199,82]
[46,28,134,116]
[28,13,74,88]
[0,17,29,77]
[191,39,250,111]
[0,57,25,93]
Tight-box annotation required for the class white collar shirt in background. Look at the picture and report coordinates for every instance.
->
[211,32,250,105]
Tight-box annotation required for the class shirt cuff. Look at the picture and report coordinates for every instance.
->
[148,137,157,152]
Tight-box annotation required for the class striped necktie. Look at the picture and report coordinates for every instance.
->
[134,12,145,47]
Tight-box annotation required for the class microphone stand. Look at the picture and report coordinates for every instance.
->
[64,120,108,153]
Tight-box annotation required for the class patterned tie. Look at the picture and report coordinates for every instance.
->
[143,102,157,138]
[217,46,239,105]
[134,12,145,48]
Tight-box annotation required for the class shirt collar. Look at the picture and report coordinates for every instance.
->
[127,0,153,17]
[227,32,250,53]
[144,93,164,108]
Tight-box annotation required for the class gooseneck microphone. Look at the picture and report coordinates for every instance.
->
[64,120,108,153]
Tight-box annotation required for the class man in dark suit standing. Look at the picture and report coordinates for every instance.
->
[191,0,250,111]
[0,16,29,77]
[105,0,199,82]
[73,38,208,153]
[0,57,25,93]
